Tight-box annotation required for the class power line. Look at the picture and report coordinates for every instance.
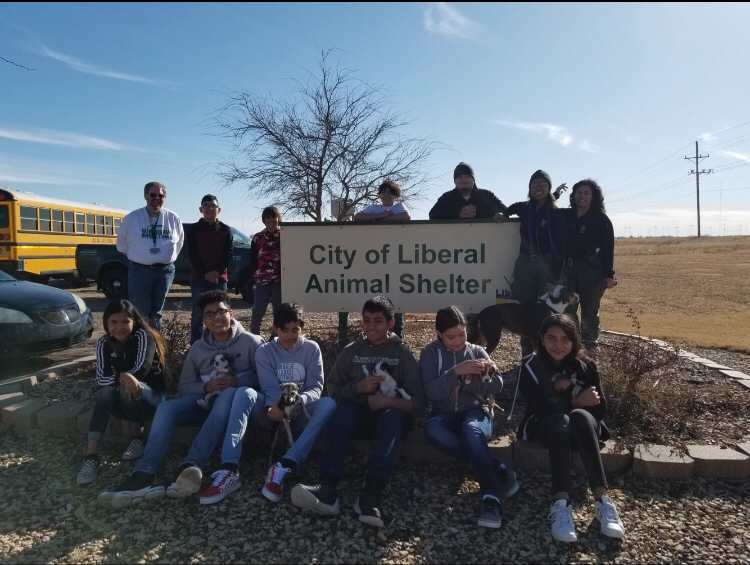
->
[685,141,711,236]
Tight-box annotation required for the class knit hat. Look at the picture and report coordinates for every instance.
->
[529,170,551,187]
[454,162,475,180]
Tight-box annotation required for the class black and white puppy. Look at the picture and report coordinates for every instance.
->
[268,382,310,466]
[472,285,580,353]
[369,361,411,400]
[197,353,234,410]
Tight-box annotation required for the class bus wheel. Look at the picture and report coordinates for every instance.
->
[239,275,255,305]
[101,268,128,300]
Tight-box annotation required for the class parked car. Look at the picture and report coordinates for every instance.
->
[0,270,94,358]
[75,225,255,303]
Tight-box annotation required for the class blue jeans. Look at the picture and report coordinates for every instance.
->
[88,383,166,441]
[190,280,228,344]
[133,388,237,475]
[424,408,499,498]
[251,282,282,335]
[128,261,176,329]
[219,388,337,468]
[319,401,412,486]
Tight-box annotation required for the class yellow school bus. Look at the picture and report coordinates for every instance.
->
[0,187,129,280]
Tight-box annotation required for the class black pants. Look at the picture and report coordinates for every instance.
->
[533,410,607,495]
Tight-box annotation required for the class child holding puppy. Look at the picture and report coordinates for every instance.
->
[420,306,518,529]
[291,296,424,528]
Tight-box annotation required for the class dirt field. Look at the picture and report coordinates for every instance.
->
[600,235,750,352]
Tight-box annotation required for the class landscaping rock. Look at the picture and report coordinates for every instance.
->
[1,398,47,430]
[572,440,633,475]
[719,369,750,380]
[735,380,750,391]
[735,441,750,457]
[0,383,24,395]
[487,435,514,466]
[399,430,451,462]
[686,444,750,479]
[513,440,549,470]
[36,401,88,432]
[633,444,694,479]
[0,392,25,414]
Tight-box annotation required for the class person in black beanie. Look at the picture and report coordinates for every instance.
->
[429,162,507,220]
[500,170,567,357]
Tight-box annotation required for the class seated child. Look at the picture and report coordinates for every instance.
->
[77,299,167,484]
[291,296,425,529]
[190,302,336,505]
[420,306,518,529]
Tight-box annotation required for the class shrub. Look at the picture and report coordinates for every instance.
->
[159,304,191,395]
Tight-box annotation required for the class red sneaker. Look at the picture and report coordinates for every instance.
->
[262,462,291,503]
[199,469,241,505]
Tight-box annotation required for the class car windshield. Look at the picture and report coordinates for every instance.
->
[230,228,251,245]
[0,270,17,282]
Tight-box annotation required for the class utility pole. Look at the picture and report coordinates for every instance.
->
[685,141,712,236]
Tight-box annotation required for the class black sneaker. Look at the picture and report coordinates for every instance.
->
[98,471,164,509]
[496,464,519,498]
[477,497,503,529]
[353,487,384,528]
[290,483,340,516]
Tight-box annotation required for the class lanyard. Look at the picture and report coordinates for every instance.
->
[148,210,161,246]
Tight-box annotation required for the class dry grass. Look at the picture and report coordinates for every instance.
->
[600,235,750,352]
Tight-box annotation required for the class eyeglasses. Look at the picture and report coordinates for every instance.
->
[203,308,230,320]
[149,193,166,199]
[202,204,219,209]
[530,182,549,189]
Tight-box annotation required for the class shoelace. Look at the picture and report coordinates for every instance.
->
[549,505,574,529]
[269,465,289,485]
[210,469,232,489]
[598,501,621,524]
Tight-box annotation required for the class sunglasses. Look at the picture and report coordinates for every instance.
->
[149,193,166,199]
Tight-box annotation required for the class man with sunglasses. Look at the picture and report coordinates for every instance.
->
[429,162,507,221]
[186,195,234,344]
[116,182,184,329]
[97,290,264,509]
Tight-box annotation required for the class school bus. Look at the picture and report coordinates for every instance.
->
[0,187,130,281]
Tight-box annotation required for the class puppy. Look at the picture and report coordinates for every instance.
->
[460,359,502,419]
[268,382,310,466]
[472,285,580,353]
[369,362,412,400]
[197,353,234,410]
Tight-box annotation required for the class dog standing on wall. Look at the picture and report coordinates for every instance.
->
[472,285,580,354]
[197,353,234,410]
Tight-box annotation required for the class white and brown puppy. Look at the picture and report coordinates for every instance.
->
[372,361,411,400]
[197,353,234,410]
[472,285,580,354]
[268,382,311,466]
[460,359,502,419]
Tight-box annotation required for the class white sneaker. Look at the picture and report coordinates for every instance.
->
[595,495,625,539]
[549,499,577,543]
[166,466,202,499]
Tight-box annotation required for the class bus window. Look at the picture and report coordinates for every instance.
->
[0,205,8,228]
[105,216,113,235]
[86,214,95,234]
[96,215,105,235]
[39,209,51,231]
[20,206,37,230]
[52,210,63,232]
[114,217,121,234]
[76,213,85,233]
[64,211,74,232]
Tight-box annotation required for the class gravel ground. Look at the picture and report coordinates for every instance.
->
[1,432,749,564]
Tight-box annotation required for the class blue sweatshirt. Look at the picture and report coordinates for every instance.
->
[420,339,503,414]
[255,336,324,409]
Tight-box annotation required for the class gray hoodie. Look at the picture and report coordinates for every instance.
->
[327,333,425,413]
[255,336,324,408]
[178,319,264,397]
[419,339,503,414]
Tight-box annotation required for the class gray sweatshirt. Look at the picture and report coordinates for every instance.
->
[178,319,264,397]
[255,336,324,409]
[327,333,425,413]
[419,339,503,414]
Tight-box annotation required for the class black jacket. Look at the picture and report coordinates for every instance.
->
[186,219,233,282]
[516,353,608,441]
[95,329,165,392]
[429,187,507,219]
[506,201,567,283]
[564,208,615,279]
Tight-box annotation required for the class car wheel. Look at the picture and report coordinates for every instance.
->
[101,268,128,300]
[239,275,255,305]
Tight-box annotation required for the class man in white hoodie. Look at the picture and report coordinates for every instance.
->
[97,290,263,509]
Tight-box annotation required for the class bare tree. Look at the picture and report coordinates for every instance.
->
[210,50,443,221]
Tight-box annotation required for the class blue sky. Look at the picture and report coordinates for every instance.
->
[2,2,750,237]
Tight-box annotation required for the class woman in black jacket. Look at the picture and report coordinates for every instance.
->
[562,179,616,348]
[516,314,624,543]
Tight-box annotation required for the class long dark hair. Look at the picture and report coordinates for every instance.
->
[536,314,581,364]
[570,179,606,213]
[435,306,466,333]
[103,299,167,371]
